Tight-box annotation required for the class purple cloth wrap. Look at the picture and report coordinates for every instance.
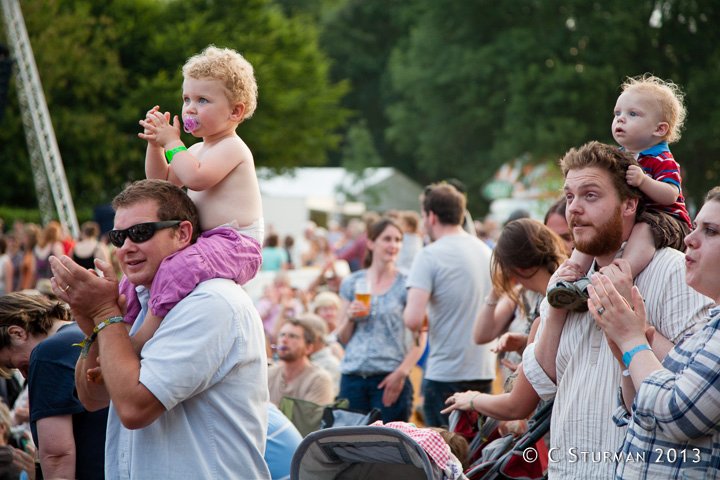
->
[119,226,262,323]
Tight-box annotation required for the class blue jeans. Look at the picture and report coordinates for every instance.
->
[339,373,413,423]
[422,378,493,427]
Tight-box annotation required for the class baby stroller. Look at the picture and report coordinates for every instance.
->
[450,400,553,480]
[290,425,461,480]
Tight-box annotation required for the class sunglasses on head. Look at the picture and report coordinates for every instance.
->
[108,220,182,248]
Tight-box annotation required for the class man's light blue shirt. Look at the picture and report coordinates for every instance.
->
[105,279,270,479]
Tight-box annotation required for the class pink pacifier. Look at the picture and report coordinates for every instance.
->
[183,116,199,133]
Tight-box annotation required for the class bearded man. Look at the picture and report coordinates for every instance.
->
[267,317,334,407]
[521,142,712,479]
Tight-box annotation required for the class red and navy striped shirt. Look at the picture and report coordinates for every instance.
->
[636,142,691,229]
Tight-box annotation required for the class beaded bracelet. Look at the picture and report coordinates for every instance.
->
[74,316,124,358]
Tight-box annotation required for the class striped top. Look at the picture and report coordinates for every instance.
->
[523,247,712,479]
[637,142,692,228]
[612,306,720,479]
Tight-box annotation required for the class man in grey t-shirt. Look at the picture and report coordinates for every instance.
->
[404,183,495,427]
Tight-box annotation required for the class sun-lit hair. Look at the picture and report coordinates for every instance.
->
[560,141,642,202]
[38,220,62,248]
[312,291,342,312]
[22,224,39,250]
[294,312,328,346]
[492,219,567,311]
[183,45,258,119]
[399,210,420,234]
[284,315,320,346]
[621,74,686,144]
[705,186,720,204]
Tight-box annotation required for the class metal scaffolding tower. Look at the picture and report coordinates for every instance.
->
[0,0,79,238]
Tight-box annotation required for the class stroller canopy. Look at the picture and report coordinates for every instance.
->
[290,426,448,480]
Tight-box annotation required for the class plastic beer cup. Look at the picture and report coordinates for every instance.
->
[354,278,372,317]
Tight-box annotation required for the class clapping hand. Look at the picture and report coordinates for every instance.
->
[588,273,648,352]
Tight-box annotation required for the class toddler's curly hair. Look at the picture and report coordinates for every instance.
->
[183,45,258,120]
[621,74,686,144]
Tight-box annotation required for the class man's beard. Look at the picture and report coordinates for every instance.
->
[571,206,624,257]
[278,350,301,362]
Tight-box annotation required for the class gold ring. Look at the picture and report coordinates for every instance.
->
[63,284,71,292]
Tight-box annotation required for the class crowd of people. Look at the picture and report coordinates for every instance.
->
[0,42,715,480]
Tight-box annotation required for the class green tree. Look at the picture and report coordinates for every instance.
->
[383,0,720,211]
[0,0,349,213]
[319,0,417,169]
[0,0,130,208]
[341,119,382,172]
[137,0,350,169]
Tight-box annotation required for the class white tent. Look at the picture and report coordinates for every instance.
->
[258,167,423,241]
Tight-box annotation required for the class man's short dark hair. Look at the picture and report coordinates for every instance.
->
[112,180,201,242]
[559,141,642,202]
[421,183,466,226]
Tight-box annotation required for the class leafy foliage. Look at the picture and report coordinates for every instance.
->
[1,0,718,218]
[0,0,348,211]
[323,0,720,213]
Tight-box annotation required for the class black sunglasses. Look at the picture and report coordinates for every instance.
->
[108,220,182,248]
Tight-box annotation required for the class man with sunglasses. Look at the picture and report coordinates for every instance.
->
[50,179,270,479]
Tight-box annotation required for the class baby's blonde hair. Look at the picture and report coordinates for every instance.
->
[183,45,258,119]
[621,74,686,144]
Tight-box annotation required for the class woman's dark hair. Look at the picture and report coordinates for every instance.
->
[543,197,567,224]
[0,292,71,377]
[81,221,101,239]
[265,233,280,248]
[492,219,567,310]
[363,217,403,268]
